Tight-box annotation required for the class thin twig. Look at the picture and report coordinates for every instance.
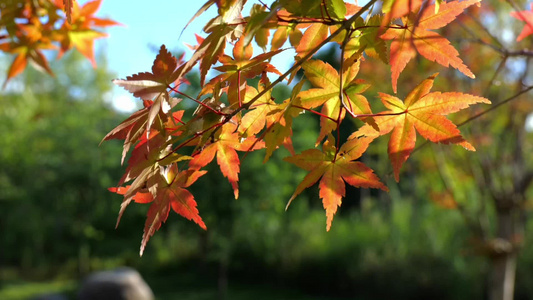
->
[458,86,533,126]
[168,85,227,116]
[483,57,508,98]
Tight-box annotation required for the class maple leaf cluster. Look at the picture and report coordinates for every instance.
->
[99,0,495,255]
[0,0,119,86]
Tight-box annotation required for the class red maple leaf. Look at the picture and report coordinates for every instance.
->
[110,164,207,256]
[510,3,533,41]
[284,135,388,231]
[113,45,183,136]
[381,0,480,93]
[352,73,490,181]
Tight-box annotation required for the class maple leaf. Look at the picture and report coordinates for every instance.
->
[0,22,56,87]
[242,3,273,49]
[296,23,329,58]
[239,74,283,138]
[2,46,55,88]
[101,100,156,164]
[352,73,490,182]
[114,131,169,222]
[285,135,388,231]
[189,122,264,199]
[258,79,306,162]
[139,165,207,256]
[181,0,246,86]
[109,165,207,256]
[381,0,480,93]
[57,0,120,67]
[510,3,533,41]
[210,36,283,107]
[350,15,388,64]
[270,9,305,51]
[381,0,423,27]
[280,0,347,20]
[65,30,107,67]
[297,59,375,144]
[114,45,178,98]
[113,45,182,135]
[101,106,149,163]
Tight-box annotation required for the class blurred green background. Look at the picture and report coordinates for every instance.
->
[2,2,533,298]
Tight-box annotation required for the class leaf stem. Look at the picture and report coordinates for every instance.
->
[321,0,334,21]
[172,114,186,125]
[238,70,242,108]
[168,85,227,116]
[352,111,406,118]
[258,0,270,10]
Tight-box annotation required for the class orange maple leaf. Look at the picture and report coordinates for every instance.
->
[296,23,329,58]
[256,79,307,163]
[189,122,264,199]
[239,75,281,137]
[380,0,424,29]
[352,73,490,182]
[0,22,56,87]
[284,135,388,231]
[381,0,480,93]
[2,46,55,88]
[209,35,283,107]
[57,0,120,66]
[510,3,533,42]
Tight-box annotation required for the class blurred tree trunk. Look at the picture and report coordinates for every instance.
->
[486,129,530,300]
[489,206,518,300]
[481,87,531,300]
[218,257,228,300]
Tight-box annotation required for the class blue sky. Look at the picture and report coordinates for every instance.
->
[97,1,214,111]
[99,1,210,78]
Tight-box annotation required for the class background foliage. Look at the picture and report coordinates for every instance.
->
[2,0,533,299]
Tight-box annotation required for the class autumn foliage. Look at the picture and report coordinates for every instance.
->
[0,0,118,87]
[10,0,533,256]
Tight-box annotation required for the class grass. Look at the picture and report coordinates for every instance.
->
[0,280,77,300]
[0,279,340,300]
